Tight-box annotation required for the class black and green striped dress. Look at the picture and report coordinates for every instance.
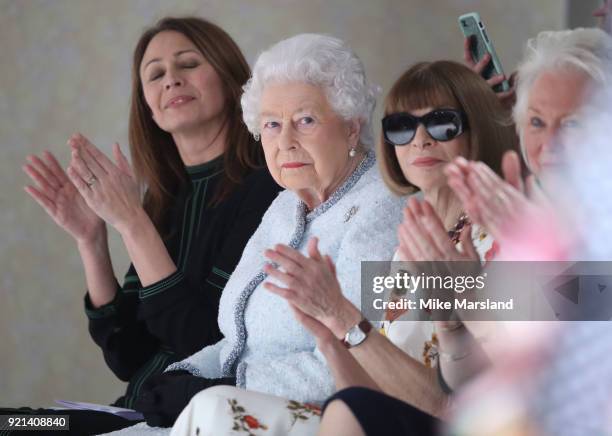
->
[84,156,281,408]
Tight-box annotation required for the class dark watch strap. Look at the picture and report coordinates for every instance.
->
[341,319,372,348]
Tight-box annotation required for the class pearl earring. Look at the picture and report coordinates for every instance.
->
[349,147,357,157]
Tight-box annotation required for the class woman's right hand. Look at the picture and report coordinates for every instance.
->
[67,133,143,236]
[463,36,517,110]
[23,150,105,244]
[263,237,362,340]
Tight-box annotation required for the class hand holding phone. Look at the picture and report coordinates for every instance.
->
[459,12,510,93]
[462,37,517,103]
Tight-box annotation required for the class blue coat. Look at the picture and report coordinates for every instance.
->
[167,151,404,403]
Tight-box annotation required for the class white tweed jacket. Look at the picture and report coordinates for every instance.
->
[167,151,404,403]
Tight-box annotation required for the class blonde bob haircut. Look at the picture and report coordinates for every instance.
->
[378,60,518,195]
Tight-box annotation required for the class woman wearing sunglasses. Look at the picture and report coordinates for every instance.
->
[262,60,518,435]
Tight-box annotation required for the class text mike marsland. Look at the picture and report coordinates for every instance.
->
[373,297,514,311]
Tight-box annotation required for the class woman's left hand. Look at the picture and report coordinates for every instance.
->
[263,237,360,339]
[66,133,143,234]
[396,197,481,321]
[289,303,338,348]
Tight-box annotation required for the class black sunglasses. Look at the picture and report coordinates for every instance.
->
[382,109,468,146]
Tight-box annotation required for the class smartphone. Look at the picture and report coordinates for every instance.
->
[459,12,510,92]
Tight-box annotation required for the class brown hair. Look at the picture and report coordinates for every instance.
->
[129,17,264,233]
[378,61,518,195]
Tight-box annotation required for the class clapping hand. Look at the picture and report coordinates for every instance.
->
[444,151,547,241]
[263,237,359,339]
[396,197,481,320]
[23,149,104,244]
[397,196,479,264]
[445,152,571,260]
[67,133,142,234]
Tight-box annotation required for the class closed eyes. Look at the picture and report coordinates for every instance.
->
[148,62,200,82]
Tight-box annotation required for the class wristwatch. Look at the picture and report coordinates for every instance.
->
[341,318,372,349]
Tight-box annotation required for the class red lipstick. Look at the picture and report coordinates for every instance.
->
[411,157,443,167]
[282,162,307,169]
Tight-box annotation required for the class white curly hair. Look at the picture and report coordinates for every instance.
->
[241,33,379,148]
[514,28,612,163]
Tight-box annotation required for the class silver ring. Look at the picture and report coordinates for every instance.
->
[86,175,97,187]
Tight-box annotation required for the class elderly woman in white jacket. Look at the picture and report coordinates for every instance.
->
[105,34,403,436]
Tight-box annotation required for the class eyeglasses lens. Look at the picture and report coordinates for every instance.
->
[384,115,417,146]
[426,112,461,141]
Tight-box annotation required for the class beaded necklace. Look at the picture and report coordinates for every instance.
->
[447,213,470,244]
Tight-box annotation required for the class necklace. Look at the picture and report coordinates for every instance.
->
[447,213,470,244]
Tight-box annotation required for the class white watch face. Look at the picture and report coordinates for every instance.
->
[347,326,366,345]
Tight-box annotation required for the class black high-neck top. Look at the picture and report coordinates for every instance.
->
[85,160,281,408]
